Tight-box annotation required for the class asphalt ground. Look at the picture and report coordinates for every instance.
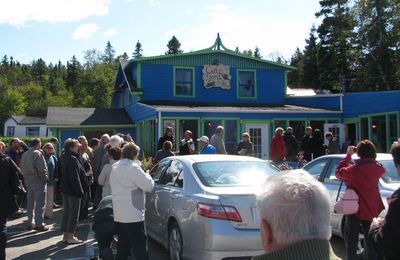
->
[5,208,346,260]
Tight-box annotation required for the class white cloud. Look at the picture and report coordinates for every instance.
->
[183,4,304,60]
[0,0,111,26]
[186,9,192,15]
[102,28,117,38]
[72,23,99,40]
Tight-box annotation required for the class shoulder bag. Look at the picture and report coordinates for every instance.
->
[334,181,359,215]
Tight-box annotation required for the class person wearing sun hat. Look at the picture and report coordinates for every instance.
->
[197,136,216,154]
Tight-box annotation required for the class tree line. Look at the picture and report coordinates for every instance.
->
[288,0,400,93]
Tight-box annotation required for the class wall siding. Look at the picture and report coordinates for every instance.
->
[343,91,400,118]
[138,64,285,105]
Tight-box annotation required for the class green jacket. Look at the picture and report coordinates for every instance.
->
[252,240,341,260]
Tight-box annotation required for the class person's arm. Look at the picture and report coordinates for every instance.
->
[269,137,276,159]
[335,151,355,183]
[188,142,196,154]
[369,195,400,256]
[129,165,154,192]
[217,137,227,154]
[8,157,22,194]
[247,143,254,156]
[98,165,109,186]
[35,151,48,182]
[69,158,85,197]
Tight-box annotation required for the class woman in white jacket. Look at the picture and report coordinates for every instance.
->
[98,147,121,198]
[110,142,154,260]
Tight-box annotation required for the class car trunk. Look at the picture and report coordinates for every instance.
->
[205,186,260,230]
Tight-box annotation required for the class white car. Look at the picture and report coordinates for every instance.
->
[303,153,400,257]
[145,154,279,260]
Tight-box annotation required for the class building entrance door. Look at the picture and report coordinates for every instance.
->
[246,124,268,160]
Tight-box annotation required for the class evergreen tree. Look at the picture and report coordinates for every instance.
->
[353,0,397,91]
[316,0,355,92]
[66,55,84,105]
[302,26,320,89]
[1,55,8,67]
[103,41,116,64]
[133,40,143,58]
[165,36,183,54]
[288,48,304,88]
[31,58,47,85]
[254,47,262,58]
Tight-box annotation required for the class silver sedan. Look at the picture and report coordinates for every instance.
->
[302,153,400,257]
[145,154,278,260]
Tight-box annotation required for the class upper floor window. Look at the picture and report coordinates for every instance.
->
[7,126,15,137]
[26,127,40,137]
[174,67,195,97]
[237,70,256,99]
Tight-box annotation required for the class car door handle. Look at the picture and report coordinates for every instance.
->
[171,195,176,200]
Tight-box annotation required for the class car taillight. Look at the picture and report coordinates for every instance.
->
[197,202,242,222]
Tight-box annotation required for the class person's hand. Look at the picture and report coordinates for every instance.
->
[346,146,356,156]
[370,217,385,230]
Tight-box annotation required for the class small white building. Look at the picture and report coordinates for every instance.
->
[3,116,47,137]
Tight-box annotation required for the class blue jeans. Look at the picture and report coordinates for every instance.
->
[26,181,46,227]
[115,221,148,260]
[0,215,7,260]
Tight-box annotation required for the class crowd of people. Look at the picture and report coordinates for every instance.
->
[0,125,399,260]
[269,126,342,164]
[0,133,154,260]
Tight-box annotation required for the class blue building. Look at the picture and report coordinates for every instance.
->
[112,34,399,159]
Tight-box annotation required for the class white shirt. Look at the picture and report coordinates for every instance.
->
[110,159,154,223]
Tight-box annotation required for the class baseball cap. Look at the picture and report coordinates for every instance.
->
[197,136,209,143]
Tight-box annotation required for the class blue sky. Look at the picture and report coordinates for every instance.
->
[0,0,321,65]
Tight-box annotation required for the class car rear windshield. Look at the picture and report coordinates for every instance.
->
[380,159,400,183]
[193,161,278,187]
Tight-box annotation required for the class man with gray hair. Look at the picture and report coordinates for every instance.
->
[253,170,340,260]
[210,125,227,154]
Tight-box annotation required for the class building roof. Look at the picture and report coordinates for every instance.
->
[47,107,134,126]
[148,104,341,114]
[11,116,47,125]
[121,33,296,70]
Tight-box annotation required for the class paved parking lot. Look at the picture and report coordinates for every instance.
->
[6,208,345,259]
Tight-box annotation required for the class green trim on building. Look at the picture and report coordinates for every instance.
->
[236,69,257,100]
[173,66,196,98]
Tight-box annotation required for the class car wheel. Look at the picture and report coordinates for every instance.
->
[169,222,183,260]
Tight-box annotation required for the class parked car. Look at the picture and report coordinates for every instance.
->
[145,154,279,260]
[302,153,400,257]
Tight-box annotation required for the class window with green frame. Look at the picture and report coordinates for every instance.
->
[175,68,194,97]
[238,70,255,98]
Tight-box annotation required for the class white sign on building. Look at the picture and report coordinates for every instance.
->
[202,64,231,89]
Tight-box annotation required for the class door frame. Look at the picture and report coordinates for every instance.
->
[245,123,269,160]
